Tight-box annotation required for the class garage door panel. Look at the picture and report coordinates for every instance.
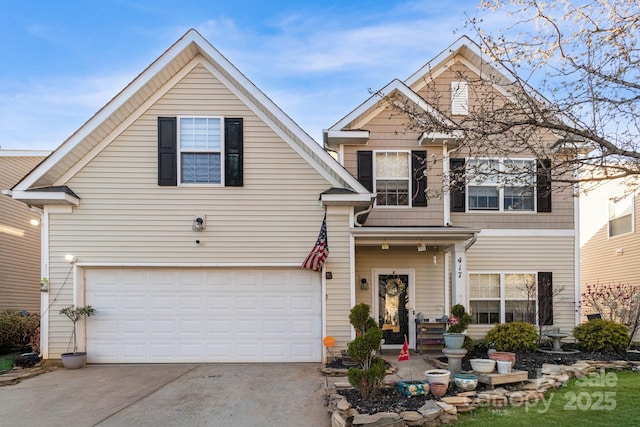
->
[86,268,321,363]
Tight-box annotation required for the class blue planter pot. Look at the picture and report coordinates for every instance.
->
[443,333,465,349]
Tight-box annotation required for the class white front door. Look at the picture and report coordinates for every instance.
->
[373,269,415,349]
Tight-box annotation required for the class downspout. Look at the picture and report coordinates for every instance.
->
[465,232,479,250]
[354,197,375,227]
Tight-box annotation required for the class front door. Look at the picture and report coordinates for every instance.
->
[377,273,410,346]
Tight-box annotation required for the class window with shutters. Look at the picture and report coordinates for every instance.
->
[467,158,535,212]
[179,116,223,184]
[469,272,537,324]
[375,151,410,207]
[608,195,634,237]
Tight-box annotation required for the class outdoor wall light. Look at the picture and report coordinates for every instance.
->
[360,277,369,290]
[65,254,77,264]
[30,219,40,226]
[381,241,389,250]
[192,215,206,232]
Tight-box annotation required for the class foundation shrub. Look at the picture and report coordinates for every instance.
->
[485,322,539,351]
[0,310,39,352]
[573,319,629,353]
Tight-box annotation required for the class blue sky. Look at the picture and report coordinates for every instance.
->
[0,0,496,151]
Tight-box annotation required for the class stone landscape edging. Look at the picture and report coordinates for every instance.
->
[325,360,639,427]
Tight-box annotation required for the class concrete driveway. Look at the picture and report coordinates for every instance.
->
[0,363,330,427]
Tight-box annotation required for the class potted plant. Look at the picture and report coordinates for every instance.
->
[59,305,96,369]
[443,304,472,349]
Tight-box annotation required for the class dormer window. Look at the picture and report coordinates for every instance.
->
[451,81,468,115]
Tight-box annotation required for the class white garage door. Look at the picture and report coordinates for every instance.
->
[85,268,322,363]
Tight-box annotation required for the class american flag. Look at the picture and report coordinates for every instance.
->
[301,213,329,271]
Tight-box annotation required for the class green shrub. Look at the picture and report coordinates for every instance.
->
[485,322,539,351]
[0,310,40,351]
[448,304,473,333]
[347,357,386,397]
[573,319,629,353]
[346,303,384,399]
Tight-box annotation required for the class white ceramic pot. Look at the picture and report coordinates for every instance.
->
[470,358,496,373]
[497,360,512,374]
[425,369,451,384]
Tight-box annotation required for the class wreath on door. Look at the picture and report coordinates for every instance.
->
[384,277,406,296]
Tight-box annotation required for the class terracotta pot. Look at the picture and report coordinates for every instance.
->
[430,382,448,398]
[489,351,516,365]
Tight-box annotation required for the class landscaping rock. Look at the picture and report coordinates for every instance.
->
[417,401,442,421]
[352,412,402,426]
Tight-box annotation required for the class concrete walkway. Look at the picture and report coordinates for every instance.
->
[0,363,329,427]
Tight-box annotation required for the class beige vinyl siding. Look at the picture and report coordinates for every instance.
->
[342,109,446,226]
[339,68,574,229]
[580,180,640,288]
[324,206,354,351]
[414,62,502,119]
[44,64,346,357]
[0,155,45,313]
[355,246,446,321]
[466,234,576,338]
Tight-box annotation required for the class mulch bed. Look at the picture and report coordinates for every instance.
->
[338,347,640,414]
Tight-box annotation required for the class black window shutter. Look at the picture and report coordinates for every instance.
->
[450,158,466,212]
[158,117,177,186]
[537,159,552,212]
[412,150,427,207]
[225,118,243,187]
[538,272,553,326]
[357,151,373,192]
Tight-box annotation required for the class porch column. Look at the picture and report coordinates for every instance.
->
[451,243,468,307]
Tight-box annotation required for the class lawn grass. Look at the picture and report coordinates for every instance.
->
[456,370,640,427]
[0,352,18,372]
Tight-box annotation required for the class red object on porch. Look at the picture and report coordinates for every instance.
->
[398,335,409,361]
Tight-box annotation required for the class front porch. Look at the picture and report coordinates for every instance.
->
[352,226,478,351]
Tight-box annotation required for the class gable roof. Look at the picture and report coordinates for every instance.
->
[324,35,520,148]
[324,79,457,148]
[11,29,370,207]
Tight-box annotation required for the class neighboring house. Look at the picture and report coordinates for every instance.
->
[9,29,371,363]
[0,150,49,314]
[580,176,639,293]
[324,35,579,350]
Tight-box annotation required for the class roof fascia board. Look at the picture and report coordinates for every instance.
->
[405,36,473,87]
[321,192,373,203]
[329,80,455,133]
[11,190,80,206]
[54,57,201,186]
[14,30,201,192]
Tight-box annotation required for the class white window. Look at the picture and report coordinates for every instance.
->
[609,195,634,237]
[451,81,468,115]
[469,273,536,324]
[179,117,223,184]
[374,151,410,207]
[467,158,535,211]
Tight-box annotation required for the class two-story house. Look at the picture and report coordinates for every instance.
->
[324,36,579,352]
[9,31,579,364]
